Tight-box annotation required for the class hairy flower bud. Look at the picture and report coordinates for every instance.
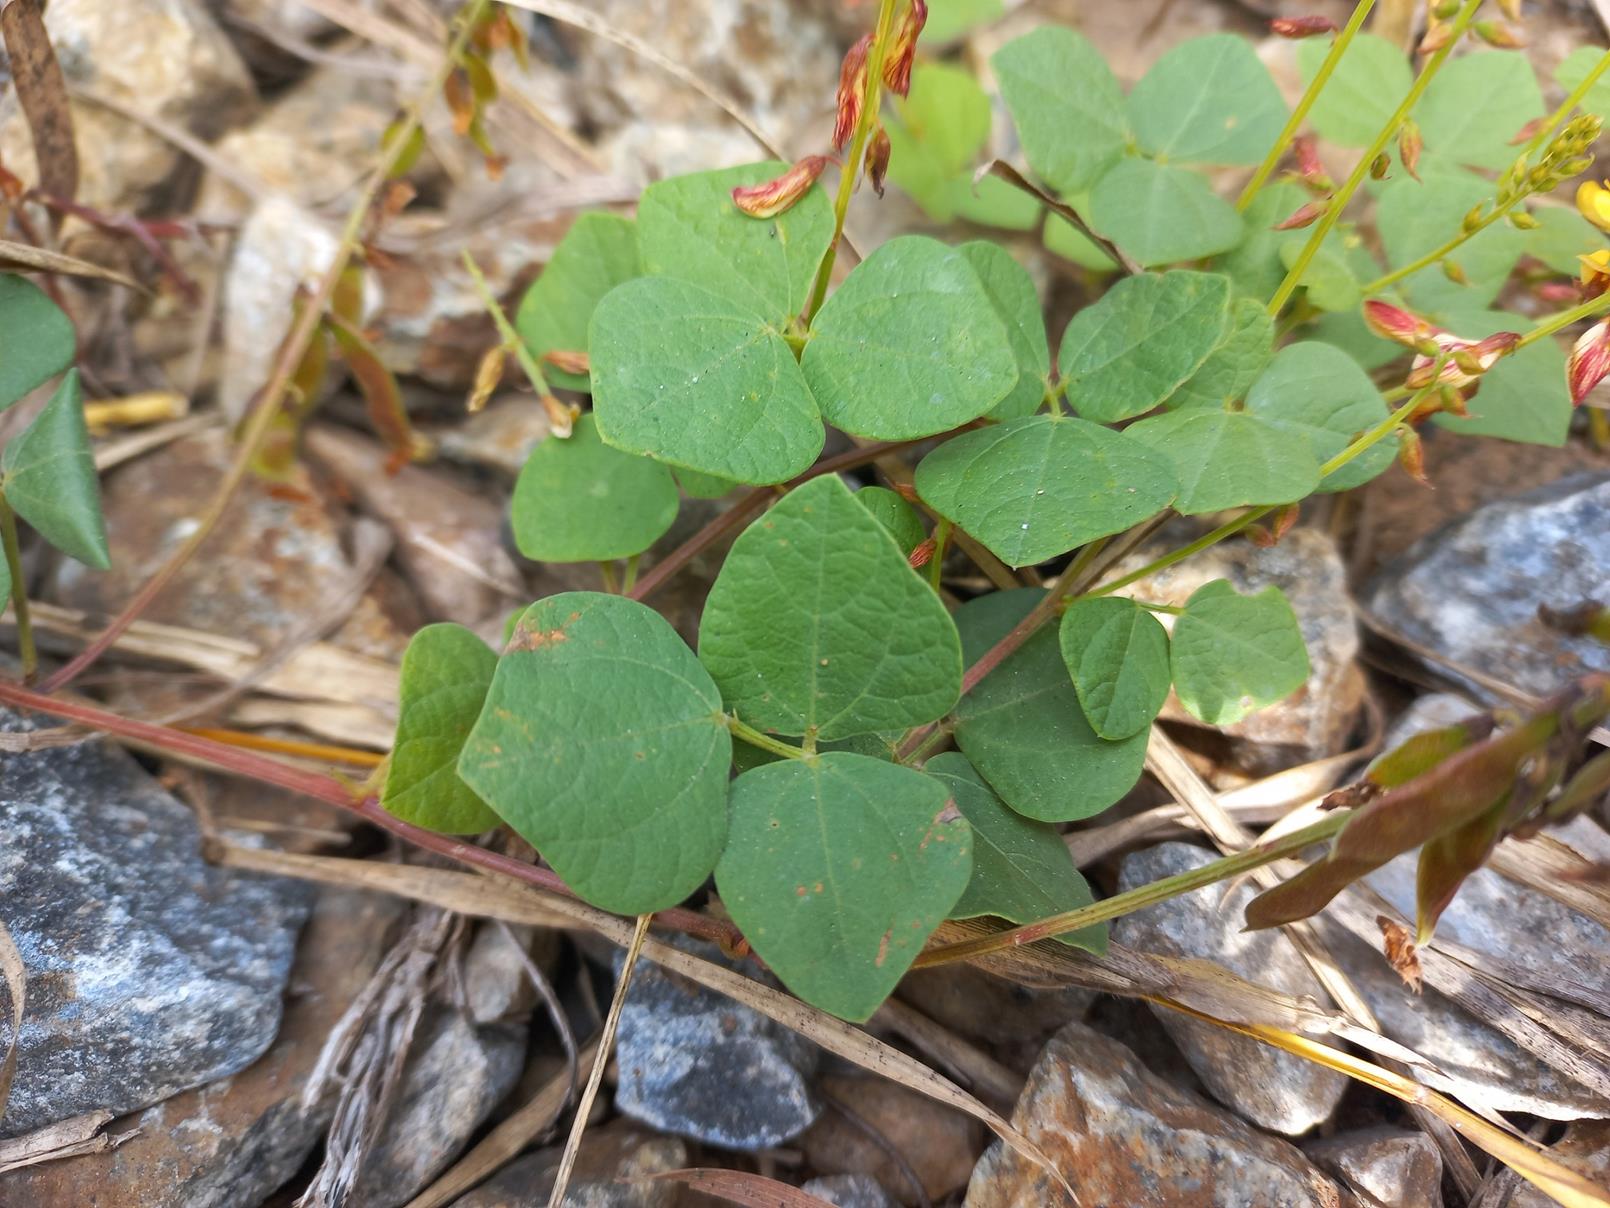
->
[1397,427,1429,487]
[1270,15,1337,36]
[1291,134,1334,191]
[865,125,892,197]
[1442,258,1468,285]
[833,35,873,151]
[731,155,831,218]
[1569,320,1610,406]
[907,536,937,569]
[882,0,927,97]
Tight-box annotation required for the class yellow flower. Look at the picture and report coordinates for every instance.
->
[1578,180,1610,233]
[1579,249,1610,296]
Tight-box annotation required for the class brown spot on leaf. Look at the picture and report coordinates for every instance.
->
[507,622,569,652]
[874,928,892,967]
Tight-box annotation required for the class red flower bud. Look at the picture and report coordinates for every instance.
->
[834,35,873,151]
[907,536,937,568]
[731,156,832,218]
[1363,300,1437,348]
[1273,199,1327,229]
[1290,134,1334,192]
[882,0,927,97]
[865,124,891,197]
[1569,319,1610,406]
[1270,15,1338,37]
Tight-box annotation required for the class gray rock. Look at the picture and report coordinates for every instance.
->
[0,710,310,1138]
[450,1123,686,1207]
[614,938,820,1150]
[1305,1127,1443,1208]
[802,1174,900,1208]
[1365,473,1610,699]
[347,1006,527,1208]
[1113,842,1348,1135]
[964,1020,1343,1207]
[1111,527,1365,770]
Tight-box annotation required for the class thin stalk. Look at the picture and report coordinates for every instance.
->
[42,0,494,695]
[0,495,36,681]
[598,560,620,593]
[1525,48,1610,154]
[803,0,900,324]
[1081,510,1268,601]
[728,716,808,761]
[913,812,1349,966]
[621,552,641,594]
[1362,202,1513,295]
[927,518,951,591]
[1517,288,1610,348]
[1237,0,1377,212]
[462,249,552,398]
[1267,0,1481,315]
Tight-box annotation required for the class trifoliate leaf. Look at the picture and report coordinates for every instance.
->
[1058,597,1171,741]
[0,273,75,411]
[1170,579,1310,726]
[1376,166,1527,311]
[515,212,640,391]
[992,26,1129,192]
[1416,50,1543,172]
[1088,159,1245,268]
[1,370,108,568]
[1166,298,1275,410]
[1124,408,1320,515]
[1127,34,1287,165]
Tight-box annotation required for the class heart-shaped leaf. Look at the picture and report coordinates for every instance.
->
[1377,167,1526,311]
[1170,579,1310,726]
[803,235,1017,440]
[1127,34,1287,165]
[716,752,972,1021]
[1297,33,1410,147]
[1088,159,1244,268]
[1244,341,1394,491]
[914,415,1177,567]
[1124,408,1319,515]
[458,592,732,914]
[382,623,501,834]
[1166,298,1274,411]
[0,273,74,411]
[955,590,1148,822]
[1,370,109,568]
[925,752,1106,952]
[1059,270,1231,423]
[992,26,1129,193]
[637,162,833,323]
[589,275,823,484]
[959,240,1050,420]
[1416,50,1543,172]
[699,475,962,740]
[1058,597,1171,741]
[515,212,641,391]
[510,413,679,561]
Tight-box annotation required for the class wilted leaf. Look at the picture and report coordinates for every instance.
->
[330,317,420,467]
[0,0,77,217]
[0,238,140,289]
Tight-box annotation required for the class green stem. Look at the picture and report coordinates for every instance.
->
[0,494,35,682]
[915,812,1350,965]
[462,250,553,398]
[1267,0,1482,315]
[1081,511,1268,602]
[728,716,809,761]
[1134,600,1185,616]
[1362,201,1513,296]
[621,553,641,594]
[1516,288,1610,349]
[1525,48,1610,154]
[1236,0,1377,213]
[928,518,951,591]
[803,0,900,324]
[598,561,620,594]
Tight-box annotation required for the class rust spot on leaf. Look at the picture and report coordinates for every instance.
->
[874,927,892,967]
[507,622,569,652]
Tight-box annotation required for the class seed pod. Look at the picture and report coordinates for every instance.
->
[1507,210,1540,230]
[1398,119,1422,181]
[1369,152,1391,180]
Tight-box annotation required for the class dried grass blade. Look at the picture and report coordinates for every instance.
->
[0,238,139,289]
[645,1168,839,1206]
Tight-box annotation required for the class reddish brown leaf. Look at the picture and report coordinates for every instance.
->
[1,0,78,228]
[329,314,423,471]
[1375,915,1423,993]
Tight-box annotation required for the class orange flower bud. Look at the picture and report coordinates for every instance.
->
[865,124,892,197]
[541,349,591,375]
[1406,329,1520,390]
[1363,300,1437,348]
[1569,319,1610,406]
[1270,15,1338,36]
[882,0,927,97]
[907,536,937,568]
[1398,118,1422,181]
[731,155,832,219]
[1273,199,1327,230]
[834,35,872,151]
[1290,134,1333,192]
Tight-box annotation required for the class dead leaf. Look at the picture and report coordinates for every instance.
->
[0,237,140,289]
[644,1168,839,1206]
[0,1110,118,1174]
[1376,915,1423,993]
[0,0,78,222]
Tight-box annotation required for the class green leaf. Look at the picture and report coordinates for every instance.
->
[674,466,739,499]
[913,414,1177,567]
[1166,297,1274,410]
[1058,597,1171,741]
[1044,196,1121,271]
[1215,181,1307,302]
[1128,34,1287,165]
[717,753,972,1021]
[855,485,927,555]
[803,235,1017,439]
[954,174,1042,231]
[1430,309,1570,446]
[637,162,833,323]
[992,26,1129,193]
[1170,579,1310,726]
[589,275,823,484]
[1244,341,1394,491]
[1059,270,1232,423]
[885,64,990,222]
[1524,205,1607,276]
[1087,159,1244,268]
[515,213,640,391]
[1,370,108,568]
[925,752,1106,952]
[510,413,679,561]
[382,624,501,834]
[958,241,1050,419]
[1556,47,1610,119]
[954,590,1148,822]
[1417,51,1543,172]
[0,274,75,411]
[1297,34,1411,147]
[922,0,1005,45]
[1124,408,1319,515]
[1277,227,1368,313]
[698,476,962,740]
[458,592,731,914]
[1376,167,1526,310]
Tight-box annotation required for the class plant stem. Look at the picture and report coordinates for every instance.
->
[1361,202,1514,296]
[1266,0,1481,315]
[1236,0,1377,213]
[1516,288,1610,349]
[1525,48,1610,154]
[598,560,620,593]
[462,249,552,398]
[913,811,1349,966]
[42,0,494,696]
[0,495,36,682]
[727,716,809,761]
[621,552,641,594]
[803,0,900,324]
[1081,510,1267,601]
[928,518,951,591]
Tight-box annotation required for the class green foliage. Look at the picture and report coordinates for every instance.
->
[958,241,1051,419]
[1126,34,1287,165]
[1556,47,1610,118]
[1376,167,1525,310]
[458,593,732,914]
[855,485,927,554]
[1171,581,1310,727]
[992,27,1128,193]
[516,212,640,391]
[1167,298,1275,410]
[1125,408,1320,515]
[926,752,1106,952]
[1,371,109,569]
[1414,51,1542,172]
[717,752,972,1021]
[0,274,75,410]
[383,624,501,834]
[1297,34,1411,147]
[1088,159,1244,267]
[1430,310,1571,447]
[1244,342,1394,491]
[699,476,961,741]
[510,414,679,561]
[1058,597,1171,741]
